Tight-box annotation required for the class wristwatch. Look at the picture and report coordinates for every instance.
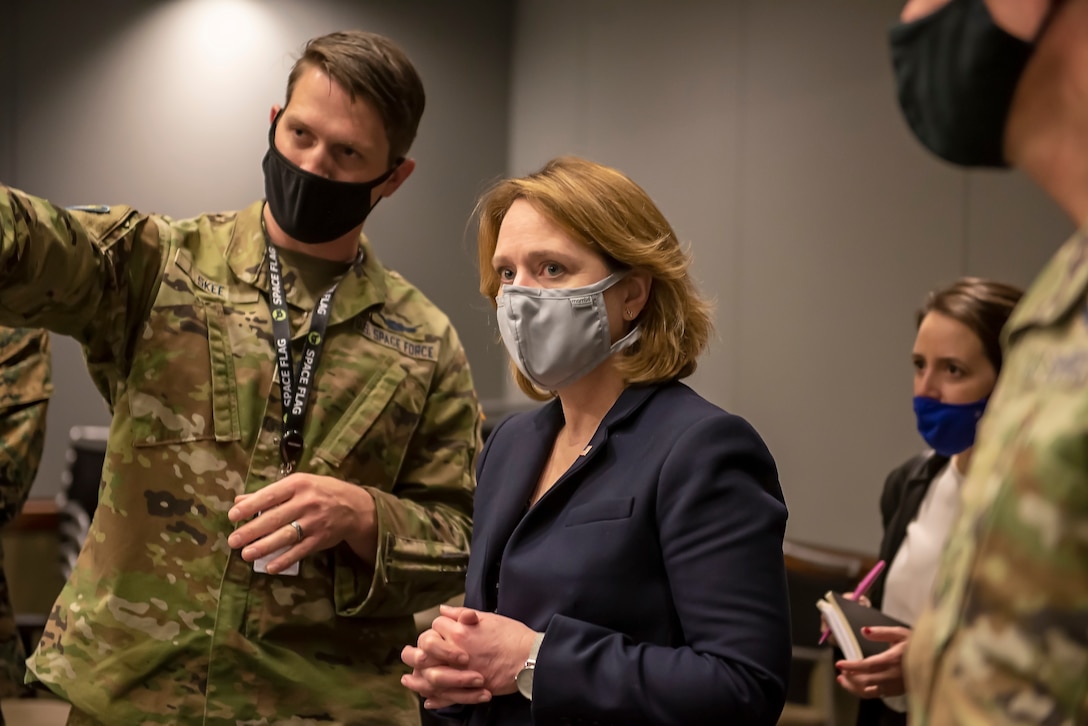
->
[515,656,536,699]
[515,632,545,700]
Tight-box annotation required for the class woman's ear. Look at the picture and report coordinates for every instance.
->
[622,270,652,320]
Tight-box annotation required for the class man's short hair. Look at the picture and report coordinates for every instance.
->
[286,30,426,164]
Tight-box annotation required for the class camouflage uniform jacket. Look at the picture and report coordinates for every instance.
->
[0,189,480,725]
[0,327,51,699]
[905,228,1088,725]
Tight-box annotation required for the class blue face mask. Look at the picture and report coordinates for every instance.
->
[913,396,989,457]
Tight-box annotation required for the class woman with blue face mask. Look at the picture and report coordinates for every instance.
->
[836,277,1022,726]
[400,156,792,725]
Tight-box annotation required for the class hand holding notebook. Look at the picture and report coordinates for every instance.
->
[817,559,886,645]
[815,591,910,661]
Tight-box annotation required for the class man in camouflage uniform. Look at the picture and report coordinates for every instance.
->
[885,1,1088,724]
[0,328,51,708]
[0,31,480,725]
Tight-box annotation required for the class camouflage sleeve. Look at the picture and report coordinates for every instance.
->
[0,327,52,525]
[0,187,166,404]
[333,322,481,619]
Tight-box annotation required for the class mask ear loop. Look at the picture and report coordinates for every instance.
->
[365,157,405,217]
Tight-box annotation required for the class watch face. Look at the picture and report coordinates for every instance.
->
[515,665,534,699]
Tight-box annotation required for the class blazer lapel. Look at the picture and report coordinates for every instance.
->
[477,402,563,578]
[474,384,666,609]
[515,384,663,523]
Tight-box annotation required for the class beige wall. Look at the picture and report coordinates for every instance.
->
[509,0,1070,552]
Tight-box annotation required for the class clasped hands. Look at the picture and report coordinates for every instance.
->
[226,472,377,574]
[401,604,538,710]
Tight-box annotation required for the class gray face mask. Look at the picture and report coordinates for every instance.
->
[496,271,641,391]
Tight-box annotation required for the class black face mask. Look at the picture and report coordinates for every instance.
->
[889,0,1036,168]
[262,112,400,244]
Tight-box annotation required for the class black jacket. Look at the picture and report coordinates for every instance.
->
[857,450,949,726]
[869,451,950,610]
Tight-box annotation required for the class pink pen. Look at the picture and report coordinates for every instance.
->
[818,559,886,645]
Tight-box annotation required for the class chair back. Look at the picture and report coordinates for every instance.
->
[778,539,876,726]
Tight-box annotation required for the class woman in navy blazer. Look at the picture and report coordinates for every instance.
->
[401,156,791,725]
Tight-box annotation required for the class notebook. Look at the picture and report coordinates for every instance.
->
[815,591,909,661]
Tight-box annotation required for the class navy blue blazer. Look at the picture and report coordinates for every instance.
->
[457,381,791,726]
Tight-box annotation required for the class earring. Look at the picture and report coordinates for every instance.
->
[624,307,633,320]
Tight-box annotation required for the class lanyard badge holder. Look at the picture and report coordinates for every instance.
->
[253,242,350,576]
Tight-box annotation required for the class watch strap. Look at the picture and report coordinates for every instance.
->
[528,631,545,662]
[516,631,546,700]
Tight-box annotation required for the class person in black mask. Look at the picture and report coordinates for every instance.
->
[0,30,481,725]
[888,1,1088,724]
[830,278,1021,726]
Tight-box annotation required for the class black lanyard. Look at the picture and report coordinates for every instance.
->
[266,242,354,474]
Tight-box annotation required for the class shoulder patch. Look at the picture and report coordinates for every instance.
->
[66,204,111,214]
[358,319,437,362]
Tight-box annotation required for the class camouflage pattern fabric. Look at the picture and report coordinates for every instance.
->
[62,707,104,726]
[905,228,1088,725]
[0,327,51,702]
[0,189,481,725]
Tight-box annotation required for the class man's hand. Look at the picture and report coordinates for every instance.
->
[835,626,911,698]
[226,473,378,574]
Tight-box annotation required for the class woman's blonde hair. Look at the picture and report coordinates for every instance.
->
[476,156,713,400]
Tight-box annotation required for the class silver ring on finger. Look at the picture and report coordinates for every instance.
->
[289,520,304,542]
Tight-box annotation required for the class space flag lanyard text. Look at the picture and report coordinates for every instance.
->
[266,242,358,475]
